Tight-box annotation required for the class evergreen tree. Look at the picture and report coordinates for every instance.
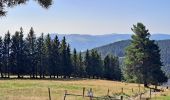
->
[104,55,121,80]
[77,52,85,77]
[91,50,103,78]
[146,40,168,87]
[36,33,45,78]
[10,31,19,77]
[26,27,37,78]
[72,48,79,77]
[51,35,60,78]
[110,56,121,80]
[44,34,53,78]
[85,49,92,78]
[2,31,11,78]
[85,50,103,78]
[65,44,73,78]
[0,37,3,78]
[18,28,27,77]
[60,37,67,78]
[124,23,167,87]
[104,55,111,79]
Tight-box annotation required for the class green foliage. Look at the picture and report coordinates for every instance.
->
[51,35,60,78]
[10,28,27,78]
[84,49,121,80]
[0,0,53,16]
[36,33,45,78]
[2,31,11,78]
[104,55,121,80]
[77,52,85,77]
[26,27,37,78]
[124,23,167,86]
[0,37,3,77]
[44,34,53,77]
[72,48,79,77]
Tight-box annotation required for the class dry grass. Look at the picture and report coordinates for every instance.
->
[0,79,147,100]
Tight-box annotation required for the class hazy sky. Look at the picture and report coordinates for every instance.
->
[1,0,170,35]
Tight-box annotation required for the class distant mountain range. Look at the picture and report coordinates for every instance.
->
[50,33,170,51]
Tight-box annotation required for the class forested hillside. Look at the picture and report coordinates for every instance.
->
[94,39,170,77]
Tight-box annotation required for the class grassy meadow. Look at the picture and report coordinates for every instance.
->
[0,79,169,100]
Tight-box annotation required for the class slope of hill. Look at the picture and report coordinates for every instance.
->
[94,39,170,77]
[50,33,170,51]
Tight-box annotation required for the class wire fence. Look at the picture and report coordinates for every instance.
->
[1,85,169,100]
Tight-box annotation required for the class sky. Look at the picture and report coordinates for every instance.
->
[1,0,170,36]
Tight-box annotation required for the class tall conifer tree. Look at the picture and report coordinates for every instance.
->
[3,31,11,78]
[51,35,60,78]
[26,27,36,78]
[124,23,167,87]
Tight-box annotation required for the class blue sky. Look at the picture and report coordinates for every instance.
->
[1,0,170,35]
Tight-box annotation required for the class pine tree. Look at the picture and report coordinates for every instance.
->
[85,49,92,78]
[60,37,67,78]
[10,28,27,78]
[104,55,111,79]
[72,48,79,77]
[18,28,27,77]
[51,35,60,78]
[2,31,11,78]
[146,40,167,87]
[44,34,53,78]
[110,56,121,80]
[104,55,121,80]
[91,50,103,78]
[0,37,3,78]
[26,27,37,78]
[65,44,73,78]
[85,50,103,78]
[124,23,167,87]
[77,52,85,77]
[11,31,20,77]
[36,33,45,78]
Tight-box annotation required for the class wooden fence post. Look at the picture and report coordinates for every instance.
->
[140,93,142,100]
[89,88,93,100]
[121,88,123,94]
[48,88,51,100]
[120,96,123,100]
[107,88,110,96]
[138,84,141,93]
[150,88,152,99]
[64,90,67,100]
[83,87,85,97]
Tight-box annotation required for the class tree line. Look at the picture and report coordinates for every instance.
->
[0,27,121,81]
[0,23,167,87]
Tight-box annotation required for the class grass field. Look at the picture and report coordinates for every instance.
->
[0,79,169,100]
